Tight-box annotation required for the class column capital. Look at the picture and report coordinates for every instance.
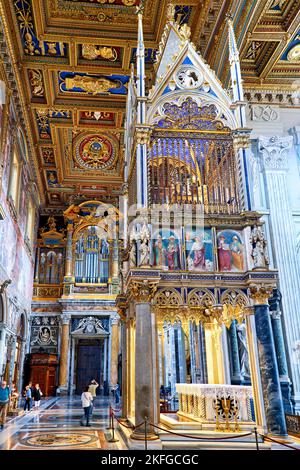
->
[232,129,252,150]
[61,314,71,325]
[135,125,152,145]
[111,312,120,325]
[129,279,158,303]
[249,284,274,305]
[258,135,293,171]
[270,309,282,320]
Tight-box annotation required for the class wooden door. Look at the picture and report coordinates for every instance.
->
[76,339,101,394]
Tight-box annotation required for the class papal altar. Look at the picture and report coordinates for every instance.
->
[176,384,255,430]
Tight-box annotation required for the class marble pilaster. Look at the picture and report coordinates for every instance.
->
[258,135,300,409]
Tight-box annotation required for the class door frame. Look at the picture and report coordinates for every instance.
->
[69,331,109,395]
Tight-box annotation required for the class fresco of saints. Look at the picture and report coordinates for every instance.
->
[230,235,244,271]
[163,236,181,270]
[217,235,231,271]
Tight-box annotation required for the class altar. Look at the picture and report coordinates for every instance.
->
[176,384,255,430]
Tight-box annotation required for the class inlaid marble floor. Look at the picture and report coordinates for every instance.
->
[0,396,127,450]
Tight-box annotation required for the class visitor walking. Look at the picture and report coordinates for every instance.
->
[23,385,32,411]
[88,379,98,416]
[32,384,43,409]
[0,381,11,430]
[81,386,93,427]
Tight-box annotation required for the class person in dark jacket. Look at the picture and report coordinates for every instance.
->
[32,384,43,409]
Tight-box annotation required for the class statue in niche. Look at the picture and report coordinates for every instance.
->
[129,241,136,268]
[138,223,150,267]
[250,225,269,268]
[236,322,251,380]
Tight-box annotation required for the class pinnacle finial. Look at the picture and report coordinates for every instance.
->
[225,11,234,22]
[166,2,175,21]
[136,0,145,15]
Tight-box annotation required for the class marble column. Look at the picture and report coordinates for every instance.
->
[120,318,128,418]
[250,285,288,437]
[229,320,242,384]
[59,314,71,393]
[178,325,187,383]
[110,313,120,388]
[269,289,293,413]
[258,136,300,409]
[8,336,17,385]
[130,280,158,440]
[199,323,208,383]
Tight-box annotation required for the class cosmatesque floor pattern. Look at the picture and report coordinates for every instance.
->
[0,396,127,450]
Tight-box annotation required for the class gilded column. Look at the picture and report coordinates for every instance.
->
[110,313,120,388]
[64,223,73,280]
[204,321,224,384]
[130,280,158,440]
[59,314,71,394]
[250,285,288,438]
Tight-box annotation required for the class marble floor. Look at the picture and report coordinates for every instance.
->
[0,396,128,450]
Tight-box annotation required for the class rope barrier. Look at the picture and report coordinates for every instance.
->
[150,422,253,441]
[111,409,145,430]
[258,433,300,451]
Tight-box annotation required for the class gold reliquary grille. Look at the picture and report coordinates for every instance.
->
[148,134,239,214]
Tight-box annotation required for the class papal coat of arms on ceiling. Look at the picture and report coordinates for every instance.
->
[73,133,117,170]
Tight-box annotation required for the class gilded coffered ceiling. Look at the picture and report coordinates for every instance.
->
[0,0,299,208]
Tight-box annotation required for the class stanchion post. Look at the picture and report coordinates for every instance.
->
[144,416,148,451]
[106,405,112,430]
[254,427,259,451]
[108,410,119,443]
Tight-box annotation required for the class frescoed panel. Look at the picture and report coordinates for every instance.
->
[185,228,213,271]
[59,72,129,96]
[46,170,60,187]
[217,230,245,272]
[41,147,55,166]
[79,111,116,126]
[152,229,182,271]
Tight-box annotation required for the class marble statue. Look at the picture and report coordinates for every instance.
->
[236,322,251,379]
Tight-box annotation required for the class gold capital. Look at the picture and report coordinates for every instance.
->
[249,284,274,305]
[129,280,158,303]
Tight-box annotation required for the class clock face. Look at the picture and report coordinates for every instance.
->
[175,66,203,89]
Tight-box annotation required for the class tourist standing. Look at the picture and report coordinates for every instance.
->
[32,384,43,409]
[23,385,32,411]
[81,386,93,427]
[88,379,99,398]
[0,381,11,430]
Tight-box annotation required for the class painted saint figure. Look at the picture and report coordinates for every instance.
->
[230,235,244,271]
[217,235,231,271]
[164,236,181,270]
[190,236,205,269]
[153,235,163,267]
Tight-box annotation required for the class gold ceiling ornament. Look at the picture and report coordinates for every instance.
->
[248,284,274,305]
[82,44,118,61]
[269,0,286,10]
[129,279,158,303]
[65,75,120,95]
[179,23,191,41]
[29,69,44,96]
[287,44,300,63]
